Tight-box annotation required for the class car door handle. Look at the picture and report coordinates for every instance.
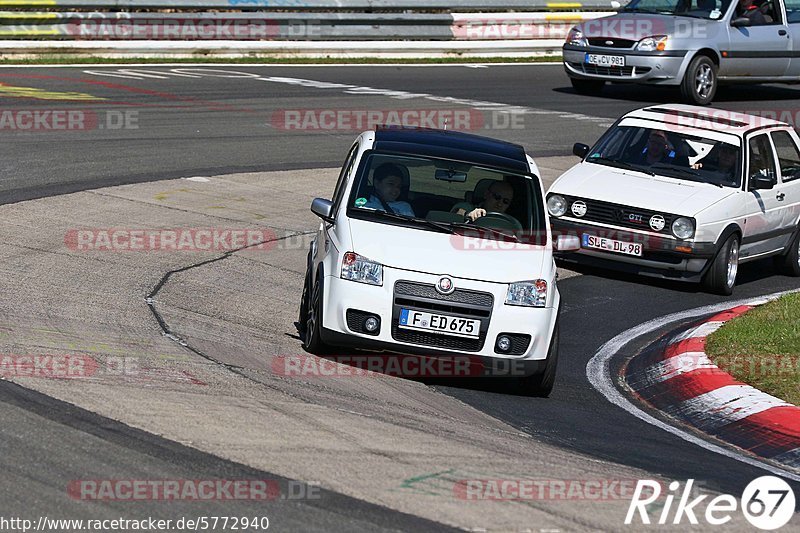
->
[777,192,786,201]
[779,29,788,36]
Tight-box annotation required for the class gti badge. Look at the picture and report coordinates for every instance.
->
[436,276,455,295]
[649,214,666,232]
[571,200,588,218]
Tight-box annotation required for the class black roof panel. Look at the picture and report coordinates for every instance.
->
[373,126,530,174]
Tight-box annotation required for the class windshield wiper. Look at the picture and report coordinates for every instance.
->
[448,222,519,242]
[649,164,723,187]
[621,7,661,13]
[359,209,456,234]
[588,156,656,176]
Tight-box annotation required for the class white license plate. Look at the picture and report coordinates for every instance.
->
[585,53,625,67]
[399,309,480,338]
[582,234,642,256]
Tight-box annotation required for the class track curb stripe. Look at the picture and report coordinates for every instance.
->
[626,304,800,472]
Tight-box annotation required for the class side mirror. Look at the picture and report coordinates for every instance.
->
[732,16,751,27]
[311,198,334,223]
[554,234,581,252]
[573,143,590,158]
[749,173,776,191]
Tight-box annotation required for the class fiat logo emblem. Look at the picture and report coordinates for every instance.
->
[436,276,455,295]
[650,214,666,232]
[571,200,587,218]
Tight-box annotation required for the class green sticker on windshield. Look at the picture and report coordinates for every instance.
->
[355,197,367,207]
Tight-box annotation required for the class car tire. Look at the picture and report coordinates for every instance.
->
[302,270,330,354]
[702,234,739,295]
[517,324,559,397]
[297,251,312,334]
[774,227,800,276]
[680,55,717,106]
[570,78,605,95]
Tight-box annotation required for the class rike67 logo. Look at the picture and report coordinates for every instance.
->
[626,477,796,530]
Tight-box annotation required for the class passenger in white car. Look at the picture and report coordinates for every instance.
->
[363,163,416,217]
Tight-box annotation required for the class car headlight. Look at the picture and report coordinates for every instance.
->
[341,252,383,286]
[671,217,695,240]
[547,194,568,217]
[506,280,548,308]
[566,27,588,47]
[635,36,668,52]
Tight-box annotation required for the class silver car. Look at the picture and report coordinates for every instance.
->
[563,0,800,104]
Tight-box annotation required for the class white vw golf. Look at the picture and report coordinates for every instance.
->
[298,127,576,396]
[548,104,800,295]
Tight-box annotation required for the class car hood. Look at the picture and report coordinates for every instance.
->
[348,218,548,284]
[576,12,716,42]
[551,162,737,216]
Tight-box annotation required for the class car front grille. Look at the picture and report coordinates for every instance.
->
[568,62,651,77]
[391,325,484,351]
[394,281,493,307]
[392,281,494,352]
[563,197,676,234]
[587,38,636,48]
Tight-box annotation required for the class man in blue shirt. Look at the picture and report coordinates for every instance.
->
[363,163,415,217]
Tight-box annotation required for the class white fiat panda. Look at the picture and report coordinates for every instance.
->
[297,127,576,396]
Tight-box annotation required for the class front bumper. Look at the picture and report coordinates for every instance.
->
[551,217,716,282]
[319,268,559,373]
[563,44,688,85]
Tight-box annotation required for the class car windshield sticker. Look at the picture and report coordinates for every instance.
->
[355,197,367,207]
[710,9,721,19]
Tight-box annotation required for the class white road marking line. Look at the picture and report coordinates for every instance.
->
[75,67,613,127]
[253,75,613,126]
[586,289,800,482]
[641,351,716,386]
[665,384,792,432]
[669,321,724,342]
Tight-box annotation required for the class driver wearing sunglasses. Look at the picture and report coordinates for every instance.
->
[456,181,515,222]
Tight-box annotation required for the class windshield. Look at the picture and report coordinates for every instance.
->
[347,153,545,242]
[586,125,742,187]
[622,0,734,19]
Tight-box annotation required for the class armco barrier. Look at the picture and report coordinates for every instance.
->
[0,1,617,57]
[0,12,613,41]
[0,1,618,9]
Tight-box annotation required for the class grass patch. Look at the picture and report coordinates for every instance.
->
[0,55,562,66]
[705,293,800,406]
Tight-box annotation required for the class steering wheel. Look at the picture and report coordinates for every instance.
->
[472,211,524,232]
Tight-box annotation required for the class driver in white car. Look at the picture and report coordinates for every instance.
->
[454,180,515,222]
